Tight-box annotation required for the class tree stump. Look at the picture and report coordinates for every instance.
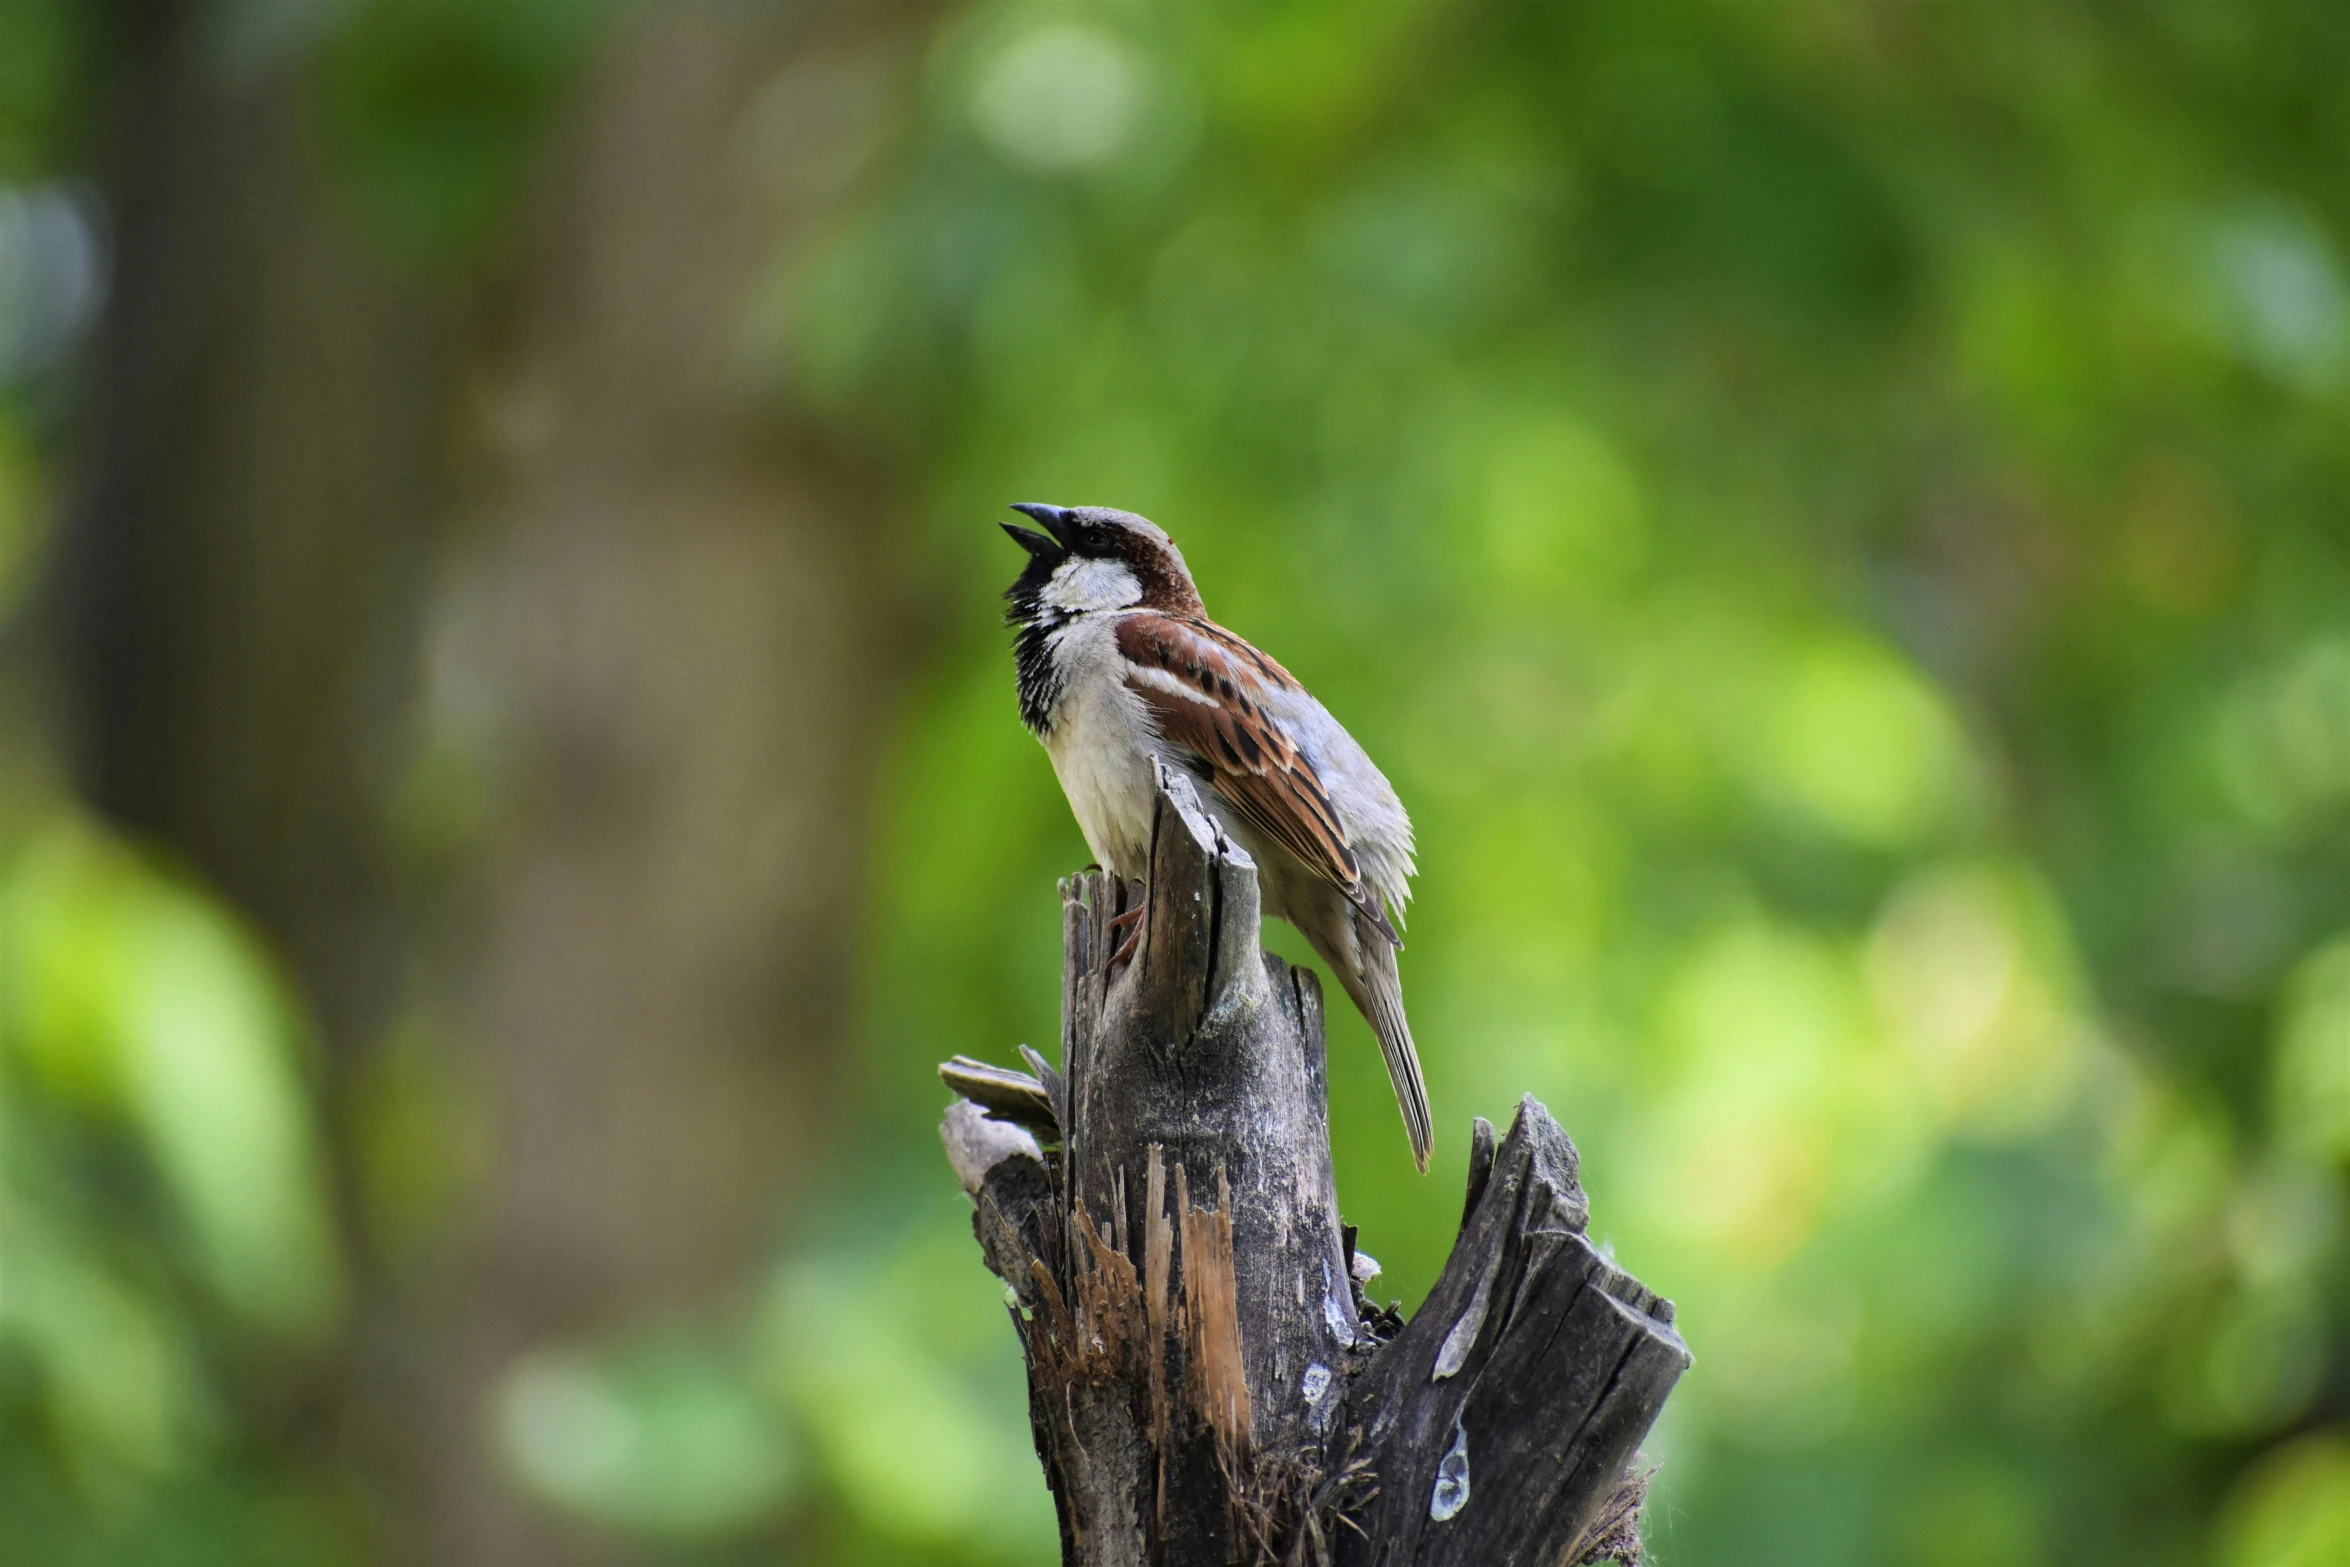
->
[940,762,1689,1565]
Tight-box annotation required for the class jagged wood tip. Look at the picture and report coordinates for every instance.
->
[939,1053,1060,1140]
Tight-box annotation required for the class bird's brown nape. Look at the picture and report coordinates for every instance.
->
[1120,537,1204,617]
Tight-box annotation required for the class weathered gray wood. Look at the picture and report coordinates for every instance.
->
[941,762,1689,1565]
[1331,1098,1687,1566]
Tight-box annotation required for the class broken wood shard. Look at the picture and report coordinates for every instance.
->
[942,763,1689,1565]
[940,1054,1060,1140]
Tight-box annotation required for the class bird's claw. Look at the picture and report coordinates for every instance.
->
[1106,899,1145,973]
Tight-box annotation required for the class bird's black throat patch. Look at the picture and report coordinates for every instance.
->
[1003,564,1067,736]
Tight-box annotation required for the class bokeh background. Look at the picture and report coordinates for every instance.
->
[3,1,2348,1563]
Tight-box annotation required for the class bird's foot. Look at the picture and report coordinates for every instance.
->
[1106,887,1146,973]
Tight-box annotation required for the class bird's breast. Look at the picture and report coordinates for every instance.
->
[1038,619,1159,880]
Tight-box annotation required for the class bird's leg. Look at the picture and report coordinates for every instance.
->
[1105,878,1147,972]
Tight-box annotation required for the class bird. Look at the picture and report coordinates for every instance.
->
[998,502,1432,1170]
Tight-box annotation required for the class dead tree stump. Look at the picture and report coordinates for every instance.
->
[940,762,1689,1566]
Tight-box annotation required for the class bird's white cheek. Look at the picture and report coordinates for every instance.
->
[1043,558,1142,613]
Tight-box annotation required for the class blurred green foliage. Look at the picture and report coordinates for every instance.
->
[4,1,2349,1564]
[1,818,351,1560]
[807,2,2350,1563]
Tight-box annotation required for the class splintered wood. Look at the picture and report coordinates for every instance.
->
[1175,1163,1250,1455]
[1018,1147,1251,1471]
[1144,1147,1172,1433]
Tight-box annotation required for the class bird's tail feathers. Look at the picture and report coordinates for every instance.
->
[1349,917,1432,1172]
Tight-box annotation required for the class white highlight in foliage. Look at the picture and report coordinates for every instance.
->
[0,182,105,383]
[973,24,1143,173]
[2208,208,2347,389]
[500,1357,634,1501]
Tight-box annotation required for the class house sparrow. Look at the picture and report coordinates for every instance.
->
[1000,503,1431,1170]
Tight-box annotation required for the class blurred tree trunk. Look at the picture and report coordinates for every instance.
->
[60,0,445,1062]
[380,8,934,1563]
[58,3,936,1564]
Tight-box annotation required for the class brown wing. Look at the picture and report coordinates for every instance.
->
[1115,614,1397,942]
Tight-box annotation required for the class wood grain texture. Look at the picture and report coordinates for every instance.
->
[943,762,1688,1565]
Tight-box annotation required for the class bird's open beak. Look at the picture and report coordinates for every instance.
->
[1001,521,1059,559]
[1009,502,1075,547]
